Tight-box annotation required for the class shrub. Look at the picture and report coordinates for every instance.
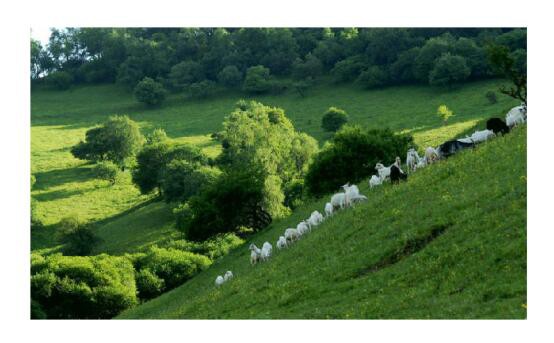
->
[31,253,138,319]
[31,299,47,319]
[243,65,271,94]
[321,107,349,132]
[291,54,323,80]
[46,71,73,90]
[331,56,366,83]
[135,268,165,300]
[284,178,305,209]
[217,65,243,87]
[164,233,244,260]
[357,66,388,89]
[134,77,167,106]
[437,104,455,125]
[146,128,168,145]
[161,160,221,203]
[139,246,211,289]
[486,90,498,104]
[305,125,414,196]
[56,216,102,256]
[94,161,119,184]
[187,80,217,99]
[168,61,205,91]
[429,53,471,87]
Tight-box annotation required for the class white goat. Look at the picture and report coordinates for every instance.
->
[349,194,368,204]
[249,243,261,265]
[284,228,299,243]
[342,183,360,207]
[307,210,324,229]
[215,275,225,287]
[330,193,346,210]
[470,129,495,143]
[375,163,391,182]
[506,104,526,127]
[324,202,333,217]
[369,175,382,189]
[297,221,310,235]
[416,155,427,169]
[261,242,272,261]
[276,236,287,249]
[223,270,234,282]
[406,149,420,173]
[424,147,439,164]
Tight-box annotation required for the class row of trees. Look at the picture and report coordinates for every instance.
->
[32,28,527,94]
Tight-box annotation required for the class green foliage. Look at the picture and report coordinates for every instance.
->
[437,105,455,124]
[31,253,138,318]
[146,128,168,145]
[71,115,144,167]
[292,53,323,80]
[486,90,497,104]
[357,66,388,89]
[321,106,349,132]
[134,77,167,106]
[429,53,471,87]
[135,268,165,300]
[31,299,47,319]
[56,216,102,255]
[137,246,211,289]
[243,65,271,94]
[187,80,217,99]
[94,161,119,184]
[217,65,243,87]
[132,142,171,194]
[46,71,73,90]
[487,44,527,104]
[306,125,414,196]
[169,61,205,91]
[161,160,220,203]
[163,233,244,260]
[284,178,305,209]
[331,56,366,83]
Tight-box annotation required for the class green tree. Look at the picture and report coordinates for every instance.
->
[437,104,455,125]
[217,65,243,87]
[487,44,527,104]
[186,80,217,99]
[243,65,271,94]
[168,60,205,91]
[134,77,167,106]
[146,128,168,145]
[46,71,73,90]
[132,142,171,195]
[93,161,119,184]
[161,160,220,203]
[429,53,471,87]
[291,53,323,80]
[321,106,349,132]
[357,65,388,89]
[56,216,102,256]
[331,56,366,83]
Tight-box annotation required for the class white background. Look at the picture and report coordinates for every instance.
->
[1,0,552,342]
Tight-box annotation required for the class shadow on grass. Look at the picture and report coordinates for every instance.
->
[33,165,95,191]
[33,187,97,202]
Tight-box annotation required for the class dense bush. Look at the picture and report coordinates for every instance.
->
[31,299,47,319]
[284,178,305,209]
[93,161,119,184]
[134,77,167,106]
[429,53,471,87]
[357,66,388,89]
[331,56,366,83]
[321,107,349,132]
[31,253,138,319]
[217,65,243,87]
[187,80,217,99]
[71,115,144,168]
[305,125,414,196]
[243,65,271,94]
[137,246,211,289]
[291,53,323,80]
[486,90,497,104]
[168,60,205,91]
[161,160,221,203]
[164,233,244,260]
[56,216,102,256]
[132,142,171,195]
[135,268,165,300]
[46,71,73,90]
[146,128,168,145]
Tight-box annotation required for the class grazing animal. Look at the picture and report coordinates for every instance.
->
[261,242,272,261]
[470,129,495,143]
[297,221,310,235]
[249,244,261,265]
[369,175,382,189]
[307,210,324,229]
[284,228,299,243]
[406,148,420,173]
[215,275,225,287]
[342,183,360,207]
[223,271,234,282]
[330,193,346,210]
[506,104,526,127]
[424,147,439,164]
[276,236,287,249]
[390,164,407,184]
[324,202,333,217]
[375,163,391,182]
[456,136,473,144]
[437,140,474,158]
[416,155,427,169]
[349,194,368,204]
[486,117,510,135]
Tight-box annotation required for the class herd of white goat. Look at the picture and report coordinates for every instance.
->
[215,103,527,287]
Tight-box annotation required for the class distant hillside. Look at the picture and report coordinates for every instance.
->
[118,126,526,319]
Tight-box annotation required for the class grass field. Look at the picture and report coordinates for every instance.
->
[118,126,527,319]
[31,79,519,254]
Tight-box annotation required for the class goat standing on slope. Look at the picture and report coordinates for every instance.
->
[249,243,262,265]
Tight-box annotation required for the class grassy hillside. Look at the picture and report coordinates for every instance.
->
[31,79,519,254]
[118,126,526,319]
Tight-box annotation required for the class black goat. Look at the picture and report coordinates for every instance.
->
[390,164,407,184]
[486,117,510,135]
[437,140,474,158]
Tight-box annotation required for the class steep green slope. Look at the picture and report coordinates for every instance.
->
[119,127,526,319]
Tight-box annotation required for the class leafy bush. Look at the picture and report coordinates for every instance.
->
[486,90,497,104]
[429,53,471,87]
[168,61,205,91]
[243,65,271,94]
[161,160,221,203]
[284,178,305,209]
[269,79,290,94]
[56,216,102,256]
[134,77,167,106]
[164,233,244,260]
[291,54,323,80]
[217,65,243,87]
[331,56,366,83]
[31,299,47,319]
[187,80,217,98]
[357,66,388,89]
[138,246,211,289]
[305,125,414,196]
[93,161,119,184]
[437,104,455,125]
[146,128,168,145]
[321,107,349,132]
[135,268,165,300]
[31,253,138,319]
[46,71,73,90]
